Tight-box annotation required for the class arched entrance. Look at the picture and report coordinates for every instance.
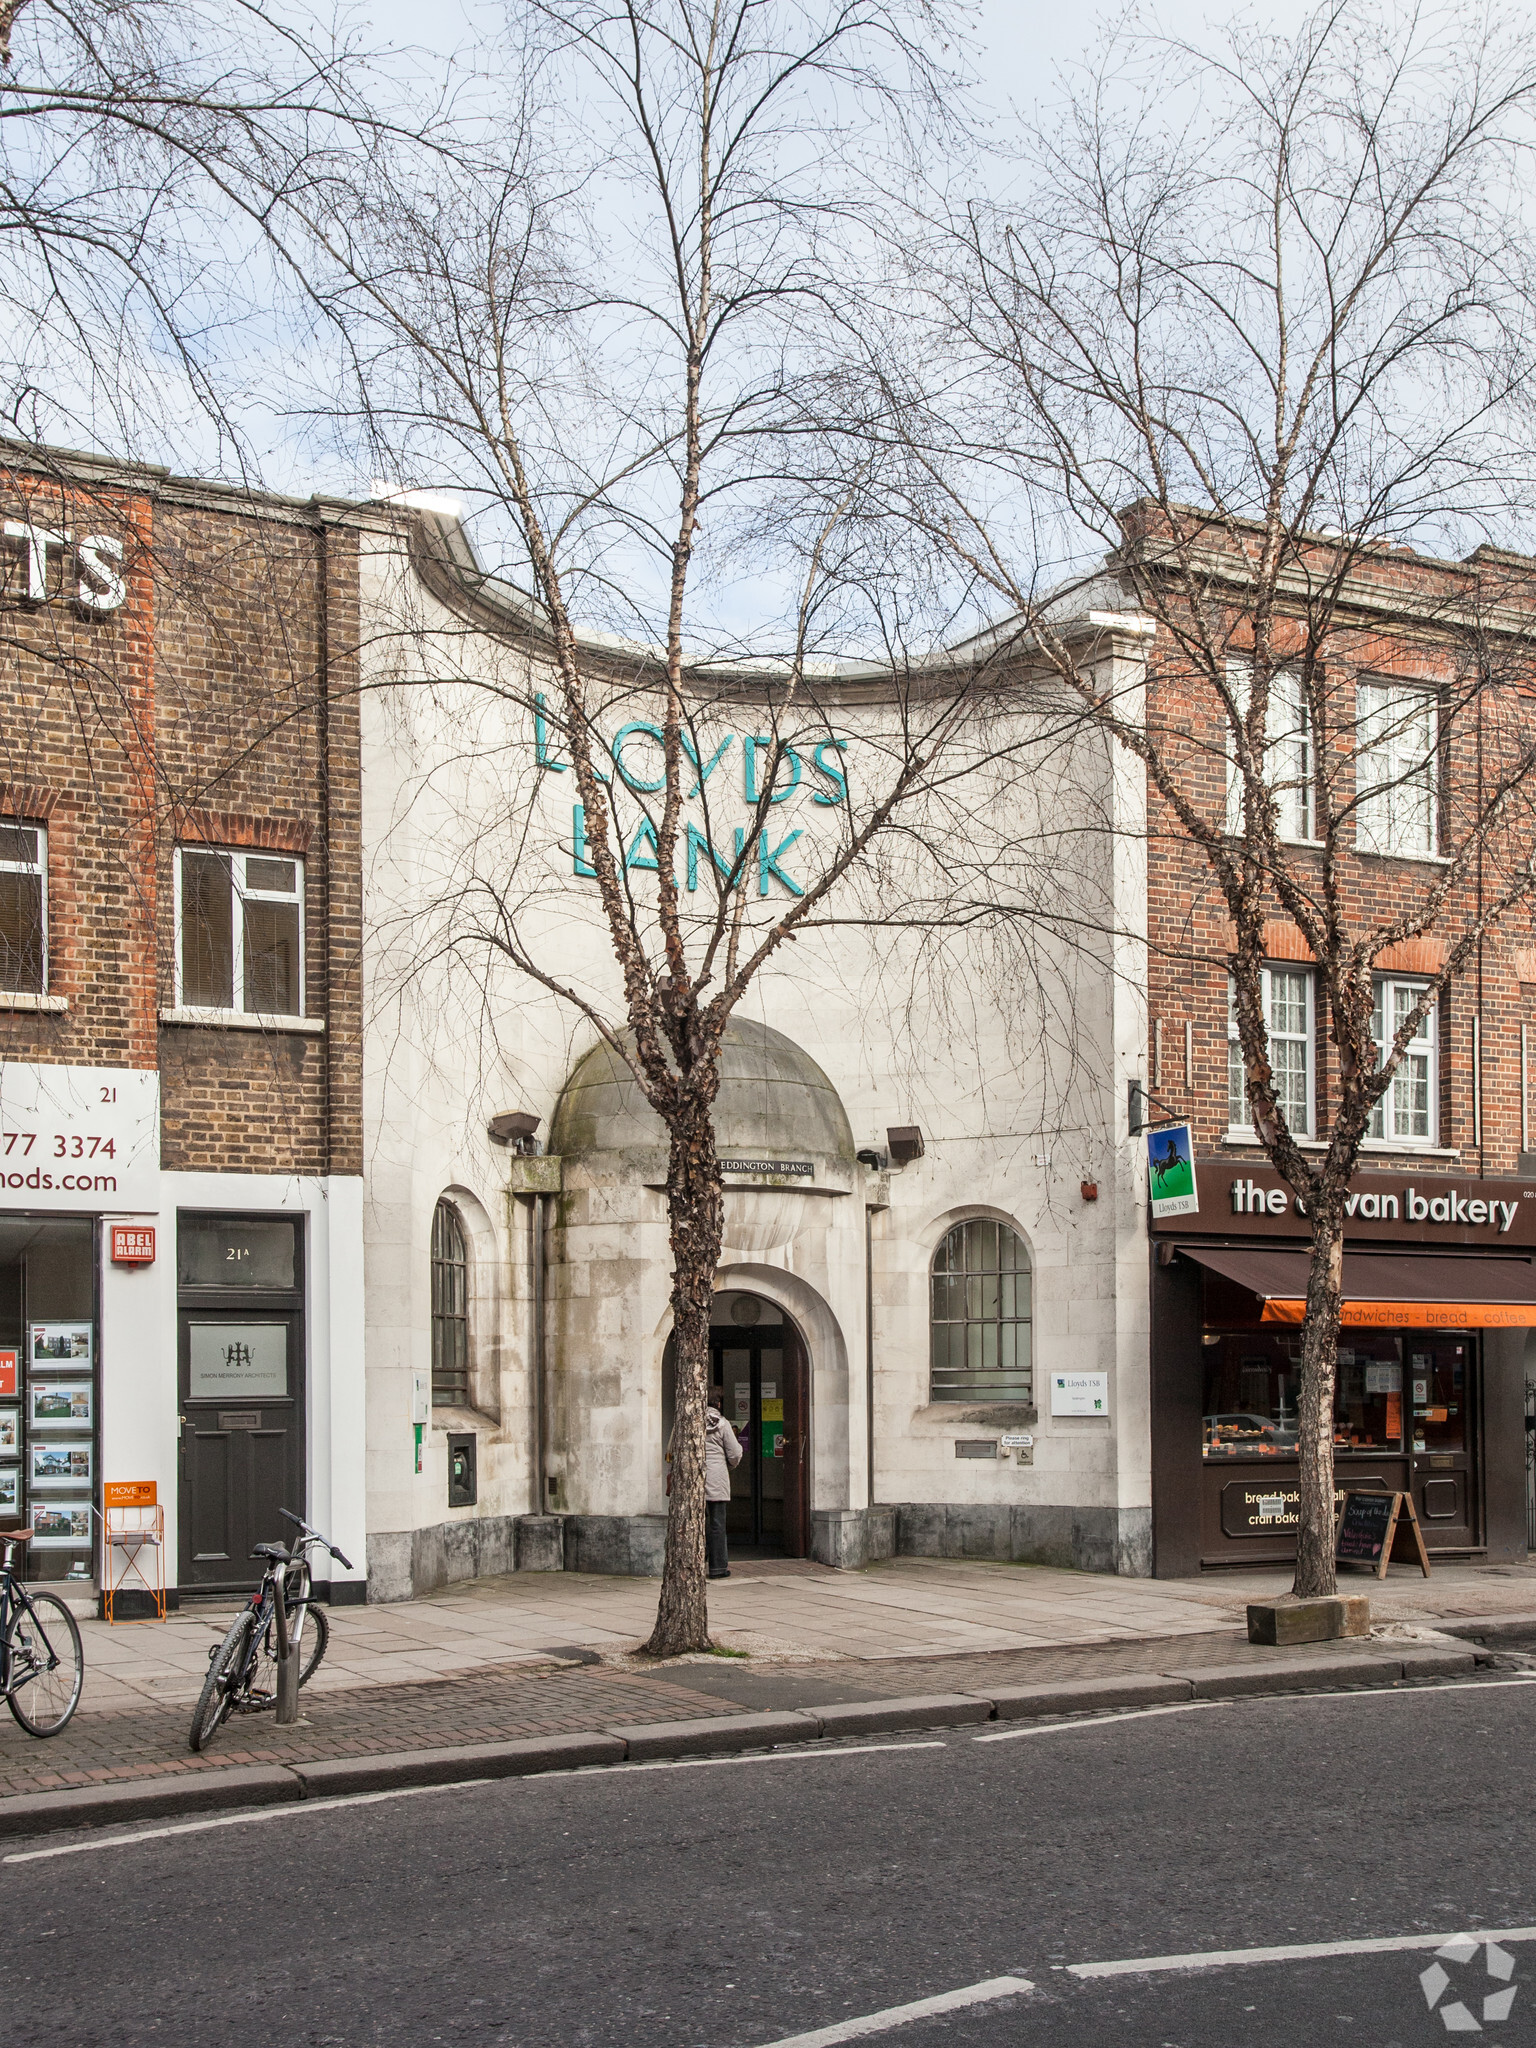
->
[663,1288,812,1558]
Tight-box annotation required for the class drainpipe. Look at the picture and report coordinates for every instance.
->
[861,1160,891,1514]
[532,1192,548,1514]
[865,1202,875,1509]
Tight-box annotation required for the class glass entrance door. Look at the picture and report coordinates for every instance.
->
[714,1337,785,1550]
[1408,1335,1477,1547]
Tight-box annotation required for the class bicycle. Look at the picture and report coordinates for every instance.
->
[189,1511,352,1753]
[0,1532,84,1737]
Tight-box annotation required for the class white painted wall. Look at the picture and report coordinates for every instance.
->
[118,1172,368,1595]
[356,513,1157,1564]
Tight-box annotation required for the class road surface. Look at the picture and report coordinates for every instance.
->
[3,1673,1534,2046]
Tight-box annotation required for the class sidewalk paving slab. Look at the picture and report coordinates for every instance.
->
[291,1732,627,1799]
[610,1710,820,1760]
[0,1765,299,1838]
[1173,1652,1408,1698]
[987,1675,1195,1717]
[809,1693,995,1738]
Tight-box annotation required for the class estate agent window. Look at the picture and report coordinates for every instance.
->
[1228,968,1314,1139]
[430,1199,470,1406]
[1369,978,1437,1145]
[1224,663,1314,842]
[930,1218,1032,1404]
[1355,680,1438,857]
[0,821,45,993]
[176,847,304,1017]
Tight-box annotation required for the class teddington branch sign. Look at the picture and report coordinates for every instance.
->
[534,695,849,898]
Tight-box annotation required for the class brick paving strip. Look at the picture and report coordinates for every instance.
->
[0,1616,1528,1837]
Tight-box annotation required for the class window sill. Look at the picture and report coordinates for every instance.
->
[1222,1131,1458,1160]
[159,1006,325,1034]
[1223,1129,1320,1148]
[1354,845,1450,865]
[915,1401,1038,1427]
[0,991,68,1013]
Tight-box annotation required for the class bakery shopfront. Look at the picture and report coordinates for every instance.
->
[1148,1162,1535,1574]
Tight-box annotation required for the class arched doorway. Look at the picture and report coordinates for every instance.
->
[663,1288,811,1558]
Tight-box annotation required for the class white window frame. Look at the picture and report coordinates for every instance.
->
[1369,977,1438,1146]
[0,819,46,993]
[173,846,306,1019]
[1224,661,1315,843]
[1227,965,1316,1140]
[1355,679,1438,857]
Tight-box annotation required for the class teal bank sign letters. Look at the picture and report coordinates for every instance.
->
[534,695,848,898]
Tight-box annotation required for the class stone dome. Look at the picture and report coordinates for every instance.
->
[548,1015,856,1191]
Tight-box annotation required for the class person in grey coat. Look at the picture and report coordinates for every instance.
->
[704,1394,743,1579]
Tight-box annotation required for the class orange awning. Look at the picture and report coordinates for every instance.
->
[1180,1245,1536,1328]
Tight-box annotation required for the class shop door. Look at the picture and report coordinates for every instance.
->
[1407,1335,1478,1548]
[178,1310,304,1590]
[712,1324,810,1557]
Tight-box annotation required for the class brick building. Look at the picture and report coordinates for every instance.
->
[1128,515,1536,1573]
[0,446,366,1606]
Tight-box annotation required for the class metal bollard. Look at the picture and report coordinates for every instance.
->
[273,1568,300,1725]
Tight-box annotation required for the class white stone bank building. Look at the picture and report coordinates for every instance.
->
[357,506,1156,1600]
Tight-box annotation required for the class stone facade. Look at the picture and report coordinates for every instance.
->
[356,506,1154,1597]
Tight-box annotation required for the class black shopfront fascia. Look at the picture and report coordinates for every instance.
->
[1148,1162,1534,1575]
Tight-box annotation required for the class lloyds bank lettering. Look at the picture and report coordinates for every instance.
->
[533,695,849,897]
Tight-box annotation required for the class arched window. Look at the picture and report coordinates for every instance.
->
[930,1218,1032,1403]
[431,1199,470,1406]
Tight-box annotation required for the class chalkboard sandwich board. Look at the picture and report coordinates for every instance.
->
[1335,1489,1431,1579]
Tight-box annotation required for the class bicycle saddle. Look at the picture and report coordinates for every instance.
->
[250,1542,290,1563]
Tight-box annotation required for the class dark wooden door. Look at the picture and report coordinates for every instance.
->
[178,1309,303,1589]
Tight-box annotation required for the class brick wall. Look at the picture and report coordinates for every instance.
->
[0,455,362,1180]
[1140,531,1536,1180]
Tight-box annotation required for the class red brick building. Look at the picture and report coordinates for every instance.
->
[0,445,366,1605]
[1133,517,1536,1573]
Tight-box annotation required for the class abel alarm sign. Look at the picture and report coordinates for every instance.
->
[0,1063,159,1213]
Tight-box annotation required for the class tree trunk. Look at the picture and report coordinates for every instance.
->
[644,1104,724,1657]
[1293,1203,1345,1598]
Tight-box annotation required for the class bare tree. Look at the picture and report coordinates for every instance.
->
[0,0,418,468]
[284,0,1145,1655]
[901,3,1536,1595]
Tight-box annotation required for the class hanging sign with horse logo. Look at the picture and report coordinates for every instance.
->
[1147,1121,1199,1220]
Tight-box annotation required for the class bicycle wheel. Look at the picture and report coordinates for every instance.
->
[6,1592,84,1738]
[294,1600,329,1688]
[256,1596,328,1691]
[189,1609,254,1753]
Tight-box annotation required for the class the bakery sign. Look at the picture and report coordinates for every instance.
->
[1152,1162,1536,1248]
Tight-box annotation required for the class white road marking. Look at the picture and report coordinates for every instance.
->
[1,1738,946,1865]
[745,1976,1034,2048]
[975,1701,1229,1741]
[975,1670,1536,1744]
[3,1777,497,1863]
[1068,1926,1536,1980]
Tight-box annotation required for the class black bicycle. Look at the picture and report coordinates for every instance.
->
[189,1511,352,1753]
[0,1531,84,1737]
